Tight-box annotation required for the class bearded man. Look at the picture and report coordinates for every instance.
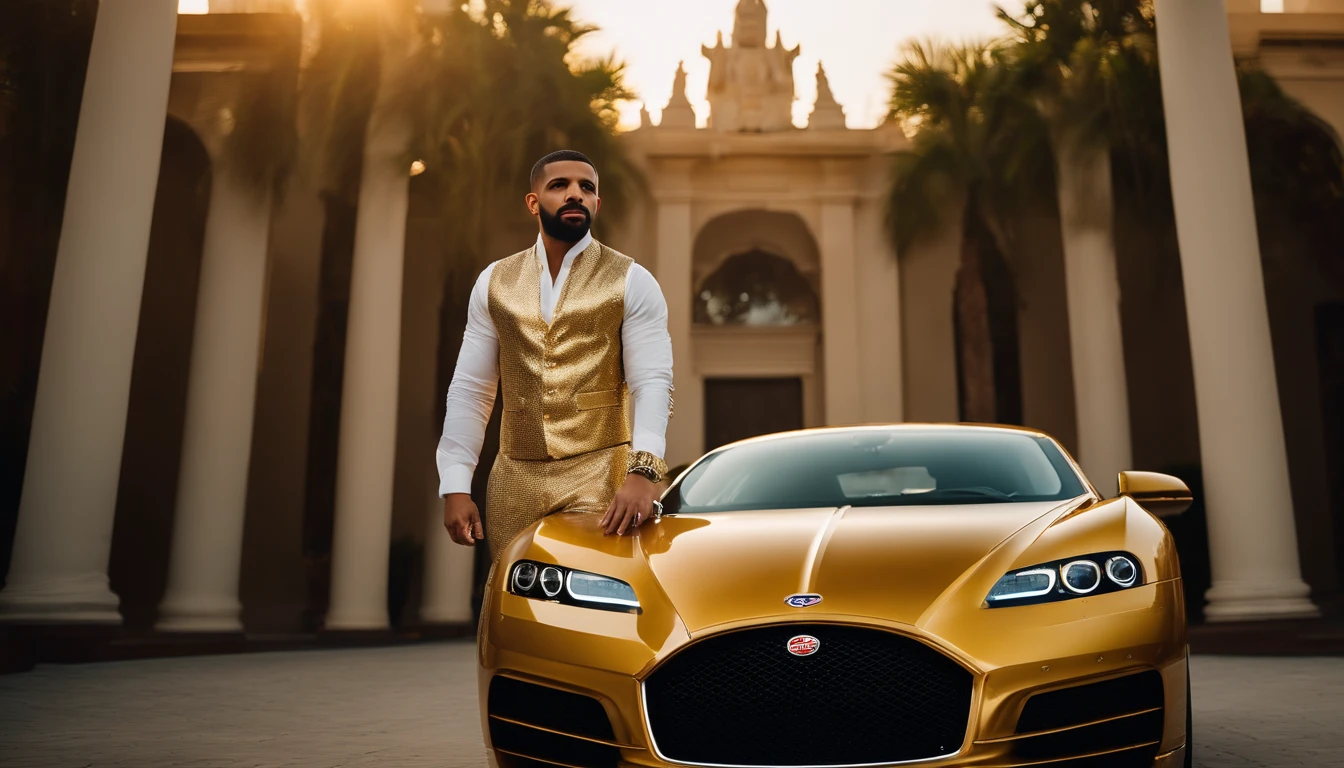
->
[437,150,673,557]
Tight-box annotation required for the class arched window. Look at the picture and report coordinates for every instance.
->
[694,250,819,327]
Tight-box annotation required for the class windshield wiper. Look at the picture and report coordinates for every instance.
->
[926,487,1019,501]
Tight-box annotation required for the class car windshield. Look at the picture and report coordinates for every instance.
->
[661,429,1087,513]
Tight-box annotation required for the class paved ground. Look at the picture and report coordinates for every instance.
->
[1,642,1341,767]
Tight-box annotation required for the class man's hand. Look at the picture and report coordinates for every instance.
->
[601,473,661,536]
[443,493,484,546]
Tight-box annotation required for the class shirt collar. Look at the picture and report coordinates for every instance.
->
[534,231,593,273]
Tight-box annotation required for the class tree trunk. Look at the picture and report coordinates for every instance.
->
[955,198,997,423]
[1053,134,1132,496]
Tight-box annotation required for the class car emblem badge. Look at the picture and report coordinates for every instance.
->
[784,593,823,608]
[787,635,820,656]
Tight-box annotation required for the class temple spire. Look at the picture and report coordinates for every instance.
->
[660,61,697,129]
[809,61,846,130]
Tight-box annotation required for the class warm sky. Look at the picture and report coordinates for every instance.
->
[179,0,1288,131]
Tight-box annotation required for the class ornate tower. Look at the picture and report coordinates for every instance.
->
[699,0,800,131]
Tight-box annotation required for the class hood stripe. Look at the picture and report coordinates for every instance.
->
[799,505,850,594]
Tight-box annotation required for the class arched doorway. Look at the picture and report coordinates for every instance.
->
[692,210,821,452]
[109,117,212,629]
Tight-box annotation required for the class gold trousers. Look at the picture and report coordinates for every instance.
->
[484,443,630,559]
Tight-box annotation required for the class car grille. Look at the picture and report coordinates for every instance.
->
[644,624,973,767]
[487,676,621,768]
[1007,670,1165,766]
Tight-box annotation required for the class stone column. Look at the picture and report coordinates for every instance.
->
[325,84,412,631]
[655,184,703,465]
[0,0,178,623]
[420,491,476,624]
[1156,0,1318,620]
[854,198,903,424]
[156,165,274,632]
[1055,141,1132,498]
[820,194,864,425]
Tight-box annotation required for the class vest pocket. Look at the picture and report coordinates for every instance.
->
[574,389,621,410]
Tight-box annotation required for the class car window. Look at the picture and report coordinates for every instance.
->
[665,430,1086,513]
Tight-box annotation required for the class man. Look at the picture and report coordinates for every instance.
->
[437,150,673,557]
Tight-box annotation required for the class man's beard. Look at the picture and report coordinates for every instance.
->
[538,201,593,242]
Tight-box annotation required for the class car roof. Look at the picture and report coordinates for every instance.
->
[707,423,1055,455]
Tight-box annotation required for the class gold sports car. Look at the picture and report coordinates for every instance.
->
[480,424,1193,768]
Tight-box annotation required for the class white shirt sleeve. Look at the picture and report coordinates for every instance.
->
[622,263,674,460]
[436,264,500,497]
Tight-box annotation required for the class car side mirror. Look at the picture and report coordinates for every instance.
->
[1117,471,1193,519]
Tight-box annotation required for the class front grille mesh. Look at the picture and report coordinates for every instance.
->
[644,624,973,766]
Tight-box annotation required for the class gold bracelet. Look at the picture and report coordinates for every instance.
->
[627,450,669,484]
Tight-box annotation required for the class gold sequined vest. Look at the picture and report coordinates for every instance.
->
[488,240,633,461]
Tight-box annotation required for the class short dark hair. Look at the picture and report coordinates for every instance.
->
[530,149,596,189]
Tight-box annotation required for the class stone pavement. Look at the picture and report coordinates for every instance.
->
[1,642,1341,767]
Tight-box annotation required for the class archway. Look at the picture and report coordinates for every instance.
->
[692,210,822,452]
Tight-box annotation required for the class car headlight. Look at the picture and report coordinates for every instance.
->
[985,551,1142,608]
[508,559,641,614]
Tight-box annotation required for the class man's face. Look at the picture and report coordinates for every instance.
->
[527,160,601,243]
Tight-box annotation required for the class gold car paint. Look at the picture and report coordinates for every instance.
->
[479,427,1191,767]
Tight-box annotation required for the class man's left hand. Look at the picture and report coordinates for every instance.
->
[601,473,660,536]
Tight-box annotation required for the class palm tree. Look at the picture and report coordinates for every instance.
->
[884,40,1050,422]
[998,0,1159,494]
[394,0,637,286]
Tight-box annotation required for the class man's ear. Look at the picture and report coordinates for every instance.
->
[524,191,540,216]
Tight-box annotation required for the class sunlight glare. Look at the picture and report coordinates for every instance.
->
[178,0,208,13]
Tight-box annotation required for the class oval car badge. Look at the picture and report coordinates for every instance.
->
[787,635,820,656]
[785,593,823,608]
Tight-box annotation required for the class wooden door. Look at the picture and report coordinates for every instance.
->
[704,378,804,453]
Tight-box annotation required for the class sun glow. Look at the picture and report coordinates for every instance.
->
[178,0,208,13]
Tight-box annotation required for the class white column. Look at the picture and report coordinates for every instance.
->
[0,0,178,623]
[420,491,476,624]
[855,199,903,424]
[656,194,702,466]
[156,167,274,632]
[1055,141,1132,498]
[1156,0,1318,620]
[325,86,412,630]
[820,196,864,425]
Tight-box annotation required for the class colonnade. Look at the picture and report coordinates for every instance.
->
[0,0,1326,627]
[0,3,474,631]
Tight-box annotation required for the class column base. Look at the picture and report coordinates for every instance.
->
[1203,580,1321,622]
[0,577,121,624]
[156,593,243,632]
[323,610,390,632]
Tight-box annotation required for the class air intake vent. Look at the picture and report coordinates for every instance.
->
[487,676,619,768]
[1011,670,1165,765]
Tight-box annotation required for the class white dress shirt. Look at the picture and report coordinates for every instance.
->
[436,232,674,497]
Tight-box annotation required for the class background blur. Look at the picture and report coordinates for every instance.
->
[0,0,1341,658]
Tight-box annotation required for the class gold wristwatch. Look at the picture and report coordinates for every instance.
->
[627,450,669,484]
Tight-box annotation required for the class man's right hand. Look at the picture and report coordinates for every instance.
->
[443,493,484,547]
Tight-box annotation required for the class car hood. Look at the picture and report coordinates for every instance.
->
[640,502,1065,633]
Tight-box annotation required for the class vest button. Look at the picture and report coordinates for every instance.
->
[546,361,556,368]
[543,413,551,421]
[547,389,557,396]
